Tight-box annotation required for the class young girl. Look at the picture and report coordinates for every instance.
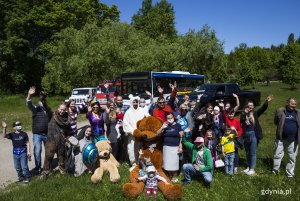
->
[204,129,218,168]
[74,126,93,177]
[2,121,31,183]
[137,165,169,200]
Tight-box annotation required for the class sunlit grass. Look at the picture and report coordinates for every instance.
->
[0,82,300,201]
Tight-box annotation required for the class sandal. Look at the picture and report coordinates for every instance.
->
[171,178,179,183]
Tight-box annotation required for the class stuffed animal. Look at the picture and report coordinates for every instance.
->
[123,116,182,200]
[91,140,120,183]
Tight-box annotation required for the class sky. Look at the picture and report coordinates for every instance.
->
[101,0,300,54]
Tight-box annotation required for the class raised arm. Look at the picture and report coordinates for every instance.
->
[26,86,37,113]
[2,121,8,138]
[257,95,273,117]
[232,93,240,113]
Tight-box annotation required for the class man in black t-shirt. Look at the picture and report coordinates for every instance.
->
[272,98,300,178]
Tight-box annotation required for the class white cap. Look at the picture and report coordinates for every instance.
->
[147,165,156,173]
[214,106,220,111]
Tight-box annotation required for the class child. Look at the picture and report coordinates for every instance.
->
[138,149,153,177]
[73,125,93,177]
[115,107,124,139]
[221,127,236,176]
[2,121,31,183]
[137,165,169,200]
[204,129,218,168]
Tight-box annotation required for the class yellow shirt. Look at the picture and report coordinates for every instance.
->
[221,134,235,154]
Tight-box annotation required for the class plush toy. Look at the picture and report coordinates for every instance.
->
[123,116,182,200]
[91,140,120,183]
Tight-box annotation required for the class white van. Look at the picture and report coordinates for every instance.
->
[66,87,96,105]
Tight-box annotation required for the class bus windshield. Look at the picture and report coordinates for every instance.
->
[121,71,205,98]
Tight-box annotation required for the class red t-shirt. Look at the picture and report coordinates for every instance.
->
[153,105,173,122]
[222,110,243,138]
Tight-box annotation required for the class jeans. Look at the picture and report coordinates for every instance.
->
[244,131,257,169]
[273,139,298,177]
[33,133,47,171]
[225,152,235,175]
[183,163,213,184]
[13,152,30,179]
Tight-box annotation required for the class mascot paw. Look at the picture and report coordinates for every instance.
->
[91,175,101,184]
[164,184,182,200]
[110,174,120,183]
[123,183,144,198]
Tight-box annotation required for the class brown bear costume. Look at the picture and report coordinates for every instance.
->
[123,116,182,200]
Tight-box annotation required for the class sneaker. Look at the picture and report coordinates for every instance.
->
[234,167,238,174]
[171,178,179,183]
[246,169,256,176]
[182,180,190,186]
[269,170,278,176]
[243,167,249,173]
[23,178,30,184]
[17,177,24,182]
[129,163,136,172]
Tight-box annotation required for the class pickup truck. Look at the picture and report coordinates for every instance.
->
[187,83,261,110]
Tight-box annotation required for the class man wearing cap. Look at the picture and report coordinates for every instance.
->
[182,136,213,186]
[26,86,52,175]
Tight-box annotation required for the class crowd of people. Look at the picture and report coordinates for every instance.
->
[1,84,299,188]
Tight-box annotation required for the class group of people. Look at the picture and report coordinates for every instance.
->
[1,84,299,188]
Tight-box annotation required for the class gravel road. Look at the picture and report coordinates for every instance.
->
[0,120,89,189]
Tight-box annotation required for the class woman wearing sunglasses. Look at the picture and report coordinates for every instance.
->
[86,101,107,143]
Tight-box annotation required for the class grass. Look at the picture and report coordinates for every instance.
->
[1,82,300,201]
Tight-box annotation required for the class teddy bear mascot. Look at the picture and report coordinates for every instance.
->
[123,116,182,200]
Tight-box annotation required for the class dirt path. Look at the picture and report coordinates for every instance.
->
[0,120,89,189]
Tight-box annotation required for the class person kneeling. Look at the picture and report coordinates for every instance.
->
[182,136,213,186]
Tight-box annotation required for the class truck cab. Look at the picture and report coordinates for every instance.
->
[67,87,96,105]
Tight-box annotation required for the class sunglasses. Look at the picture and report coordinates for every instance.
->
[93,106,99,109]
[158,102,165,104]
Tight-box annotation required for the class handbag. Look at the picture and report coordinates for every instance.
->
[215,159,225,168]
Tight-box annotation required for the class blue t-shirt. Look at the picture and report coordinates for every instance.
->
[7,131,29,154]
[282,110,298,141]
[163,123,182,146]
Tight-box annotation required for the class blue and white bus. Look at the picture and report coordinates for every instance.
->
[120,71,205,105]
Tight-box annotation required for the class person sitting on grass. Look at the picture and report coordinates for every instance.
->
[221,127,237,176]
[182,136,213,187]
[73,125,93,177]
[2,121,31,183]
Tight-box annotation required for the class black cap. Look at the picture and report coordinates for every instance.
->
[13,121,22,127]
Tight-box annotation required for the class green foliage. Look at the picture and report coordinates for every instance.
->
[132,0,176,39]
[279,43,300,89]
[178,25,225,78]
[42,23,225,93]
[287,33,295,45]
[0,0,119,94]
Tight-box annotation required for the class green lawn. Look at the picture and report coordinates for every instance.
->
[0,82,300,201]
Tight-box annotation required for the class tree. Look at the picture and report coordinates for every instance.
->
[132,0,176,39]
[287,33,295,45]
[0,0,120,94]
[178,25,225,78]
[279,43,300,89]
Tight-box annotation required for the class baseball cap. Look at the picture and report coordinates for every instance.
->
[194,137,204,143]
